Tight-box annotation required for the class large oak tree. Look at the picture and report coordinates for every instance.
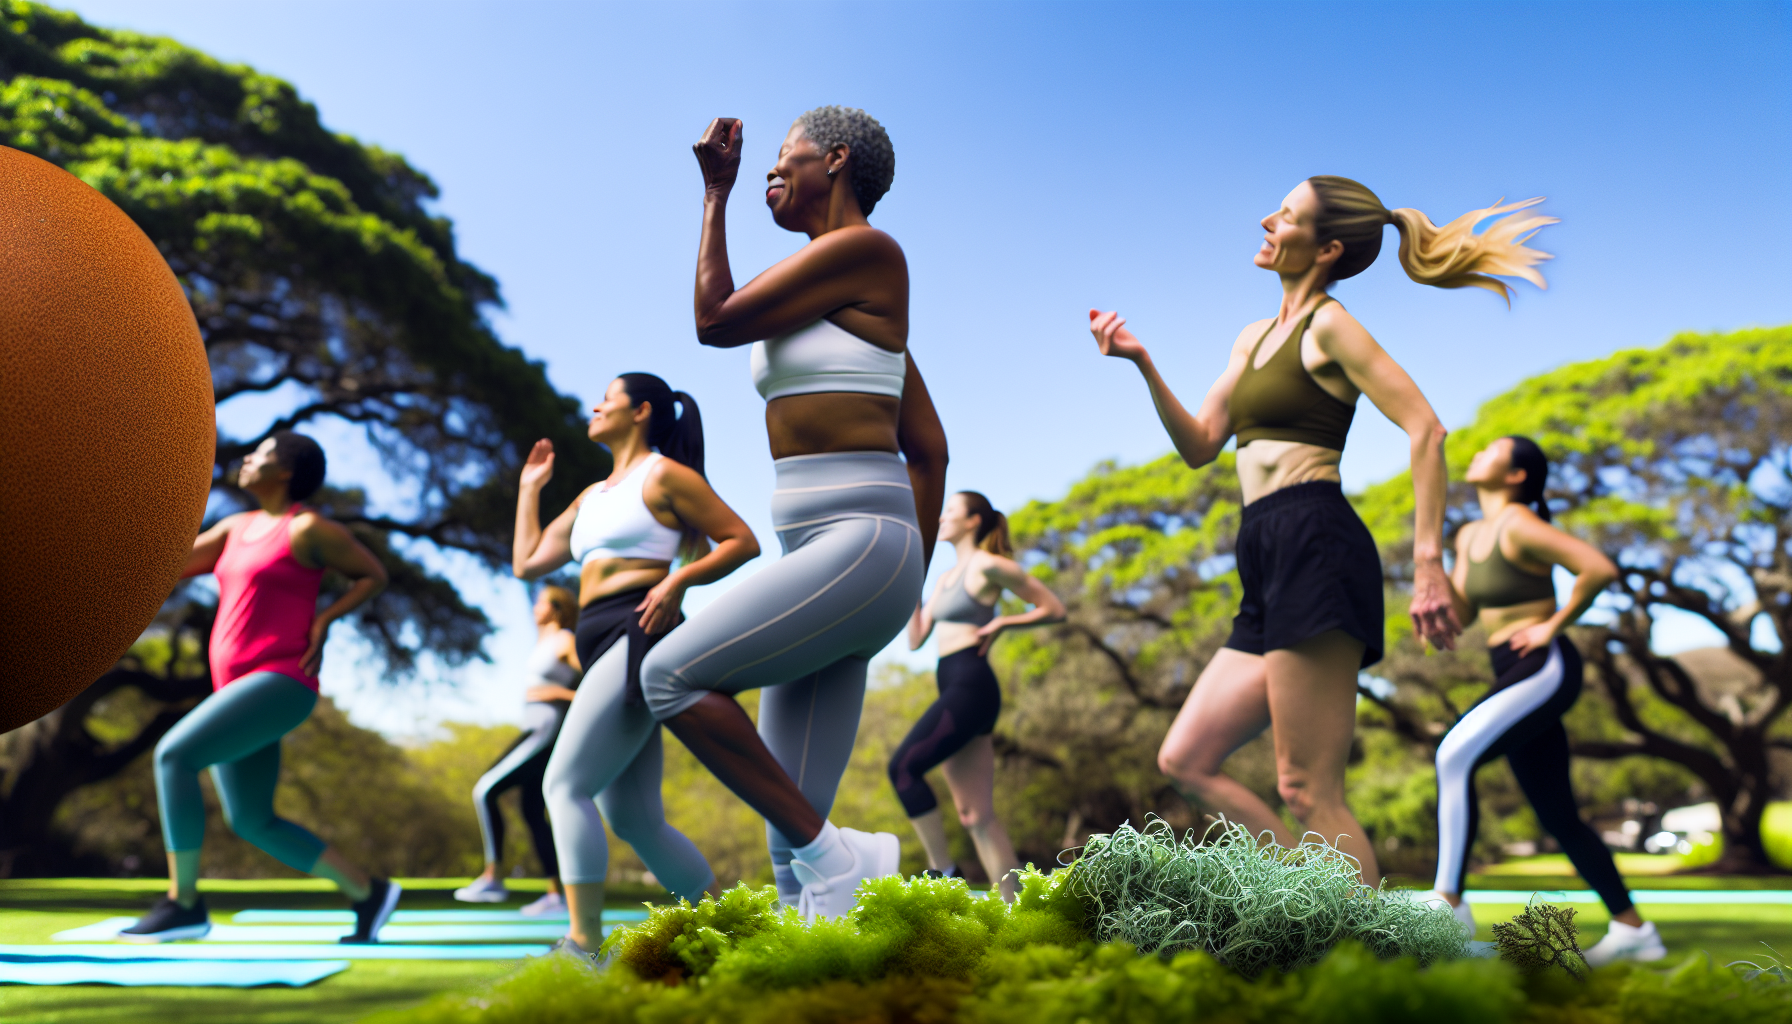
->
[0,2,607,875]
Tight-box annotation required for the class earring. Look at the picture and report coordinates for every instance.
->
[827,168,837,178]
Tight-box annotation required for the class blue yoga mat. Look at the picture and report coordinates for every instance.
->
[7,943,550,961]
[230,907,649,924]
[1467,889,1792,905]
[0,953,347,987]
[53,919,587,943]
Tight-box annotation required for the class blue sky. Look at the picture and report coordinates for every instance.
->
[62,0,1792,735]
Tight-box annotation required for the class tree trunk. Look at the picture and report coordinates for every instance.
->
[1710,771,1785,874]
[0,667,208,877]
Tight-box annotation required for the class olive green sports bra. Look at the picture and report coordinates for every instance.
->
[1463,513,1556,609]
[1228,297,1356,452]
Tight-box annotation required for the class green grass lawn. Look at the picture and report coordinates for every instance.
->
[4,876,1792,1023]
[0,878,662,1024]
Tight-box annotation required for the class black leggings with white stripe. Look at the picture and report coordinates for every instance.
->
[1432,636,1633,915]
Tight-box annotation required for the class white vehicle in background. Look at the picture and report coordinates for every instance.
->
[1644,802,1722,856]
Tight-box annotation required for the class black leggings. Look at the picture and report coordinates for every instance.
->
[888,649,1002,817]
[473,700,564,878]
[1433,637,1632,915]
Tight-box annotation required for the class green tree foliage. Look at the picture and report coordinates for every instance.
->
[1358,325,1792,871]
[0,2,606,875]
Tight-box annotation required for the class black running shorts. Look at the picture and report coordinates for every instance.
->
[1224,480,1385,668]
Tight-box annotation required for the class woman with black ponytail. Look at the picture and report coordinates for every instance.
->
[512,374,759,957]
[1425,436,1663,966]
[889,491,1064,901]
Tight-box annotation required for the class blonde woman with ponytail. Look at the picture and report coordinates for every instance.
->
[890,491,1065,901]
[1089,177,1555,885]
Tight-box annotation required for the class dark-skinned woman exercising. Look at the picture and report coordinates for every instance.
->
[641,107,949,919]
[1091,177,1554,884]
[122,433,396,944]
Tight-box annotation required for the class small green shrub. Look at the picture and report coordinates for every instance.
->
[1492,897,1588,980]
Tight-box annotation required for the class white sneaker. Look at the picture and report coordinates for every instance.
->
[519,890,567,917]
[452,876,509,903]
[791,828,900,920]
[1584,919,1667,967]
[1418,891,1478,937]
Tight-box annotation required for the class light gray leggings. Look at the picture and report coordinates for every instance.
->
[642,451,925,901]
[541,638,714,897]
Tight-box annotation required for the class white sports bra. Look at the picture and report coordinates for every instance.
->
[526,635,579,686]
[568,454,682,565]
[751,319,906,401]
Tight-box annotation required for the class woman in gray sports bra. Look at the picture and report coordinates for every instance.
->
[643,107,949,918]
[453,585,581,915]
[890,492,1064,901]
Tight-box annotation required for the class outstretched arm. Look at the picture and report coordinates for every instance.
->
[182,514,242,578]
[898,352,949,572]
[1089,310,1257,470]
[1316,306,1459,650]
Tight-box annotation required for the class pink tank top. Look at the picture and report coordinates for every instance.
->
[208,508,326,691]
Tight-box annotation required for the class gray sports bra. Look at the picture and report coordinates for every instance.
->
[931,566,996,626]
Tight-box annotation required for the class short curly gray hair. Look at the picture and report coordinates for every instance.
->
[794,105,894,215]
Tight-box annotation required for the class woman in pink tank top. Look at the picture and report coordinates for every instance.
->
[122,432,399,945]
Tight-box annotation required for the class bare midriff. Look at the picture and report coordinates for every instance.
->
[935,623,986,658]
[1479,598,1557,647]
[1235,439,1344,505]
[579,557,671,607]
[765,393,900,460]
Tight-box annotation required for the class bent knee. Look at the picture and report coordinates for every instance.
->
[1158,746,1221,791]
[956,803,997,830]
[1274,773,1339,822]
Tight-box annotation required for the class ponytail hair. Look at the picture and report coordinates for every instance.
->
[616,372,710,562]
[616,373,705,478]
[957,491,1013,557]
[539,584,578,630]
[1306,176,1557,304]
[1504,435,1552,523]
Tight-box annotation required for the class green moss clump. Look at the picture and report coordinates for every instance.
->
[377,867,1792,1024]
[1063,818,1468,974]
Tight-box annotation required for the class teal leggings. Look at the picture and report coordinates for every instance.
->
[154,671,327,872]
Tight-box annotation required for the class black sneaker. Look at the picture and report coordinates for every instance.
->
[921,866,960,880]
[118,896,211,943]
[340,878,402,944]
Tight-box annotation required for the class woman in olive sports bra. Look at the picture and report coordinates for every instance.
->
[1427,436,1663,966]
[1090,176,1554,883]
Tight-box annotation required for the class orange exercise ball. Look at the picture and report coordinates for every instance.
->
[0,146,215,734]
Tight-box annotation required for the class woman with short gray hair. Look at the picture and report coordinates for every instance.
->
[642,106,949,918]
